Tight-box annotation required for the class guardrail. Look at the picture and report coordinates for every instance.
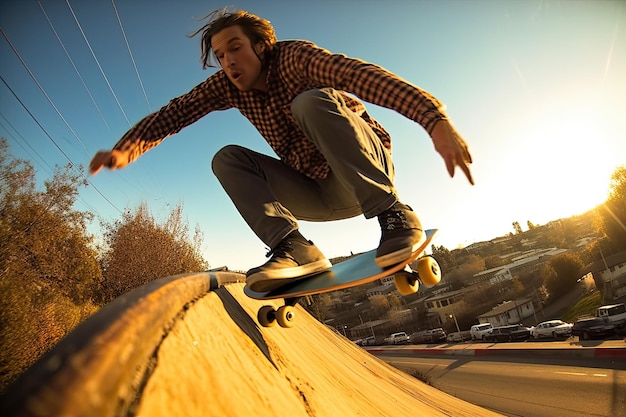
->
[365,341,626,360]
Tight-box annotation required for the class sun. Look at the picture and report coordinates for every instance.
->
[508,102,617,222]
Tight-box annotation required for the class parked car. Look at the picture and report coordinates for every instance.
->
[484,324,531,342]
[470,323,493,341]
[383,332,410,345]
[530,320,573,340]
[446,330,472,343]
[430,328,447,343]
[410,328,446,344]
[571,318,616,340]
[361,336,376,346]
[596,303,626,326]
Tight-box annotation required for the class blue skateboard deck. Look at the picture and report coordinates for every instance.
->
[245,229,438,300]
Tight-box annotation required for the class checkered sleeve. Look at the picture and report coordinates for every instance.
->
[289,41,448,134]
[112,73,232,164]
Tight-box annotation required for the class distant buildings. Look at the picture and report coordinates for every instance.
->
[364,245,567,331]
[477,298,536,326]
[587,251,626,301]
[469,248,567,286]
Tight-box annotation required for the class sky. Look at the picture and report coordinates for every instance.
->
[1,0,625,272]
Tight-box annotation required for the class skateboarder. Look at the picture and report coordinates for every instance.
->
[89,8,474,292]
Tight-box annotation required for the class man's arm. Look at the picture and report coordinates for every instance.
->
[89,73,232,176]
[290,42,474,184]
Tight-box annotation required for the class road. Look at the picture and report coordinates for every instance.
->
[382,355,626,417]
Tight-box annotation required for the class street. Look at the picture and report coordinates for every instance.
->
[384,355,626,417]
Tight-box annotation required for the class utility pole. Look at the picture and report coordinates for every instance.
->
[450,313,461,333]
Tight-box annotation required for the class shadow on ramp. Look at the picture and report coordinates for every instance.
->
[214,287,275,368]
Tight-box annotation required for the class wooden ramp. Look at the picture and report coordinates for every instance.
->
[0,271,502,417]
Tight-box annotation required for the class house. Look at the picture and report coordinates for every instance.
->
[477,298,535,327]
[469,248,567,286]
[491,268,513,284]
[470,266,513,286]
[587,251,626,301]
[366,282,396,298]
[419,287,475,326]
[348,318,389,340]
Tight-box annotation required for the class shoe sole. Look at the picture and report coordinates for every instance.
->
[247,259,332,293]
[374,231,426,268]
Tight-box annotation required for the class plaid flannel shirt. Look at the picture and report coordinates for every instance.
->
[113,40,447,179]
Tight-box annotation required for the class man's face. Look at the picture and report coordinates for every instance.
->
[212,25,266,92]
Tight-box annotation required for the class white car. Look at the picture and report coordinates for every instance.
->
[470,323,493,341]
[530,320,573,339]
[383,332,410,345]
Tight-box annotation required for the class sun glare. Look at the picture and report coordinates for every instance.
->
[509,104,616,221]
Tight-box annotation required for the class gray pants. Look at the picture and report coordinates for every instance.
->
[211,88,398,249]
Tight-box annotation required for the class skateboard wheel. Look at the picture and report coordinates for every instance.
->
[258,305,277,327]
[394,271,420,296]
[276,305,296,328]
[417,256,441,287]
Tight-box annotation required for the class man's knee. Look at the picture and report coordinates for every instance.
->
[291,88,339,120]
[211,144,247,177]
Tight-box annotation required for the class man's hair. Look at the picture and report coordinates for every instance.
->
[190,8,277,69]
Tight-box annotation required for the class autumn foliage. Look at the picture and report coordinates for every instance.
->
[0,138,207,391]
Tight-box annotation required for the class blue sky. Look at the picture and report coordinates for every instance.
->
[1,0,625,271]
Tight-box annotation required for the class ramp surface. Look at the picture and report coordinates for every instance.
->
[1,272,502,416]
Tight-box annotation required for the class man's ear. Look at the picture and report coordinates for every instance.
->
[254,41,266,55]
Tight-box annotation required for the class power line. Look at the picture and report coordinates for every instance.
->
[0,112,54,175]
[4,3,166,215]
[0,114,102,217]
[36,3,167,206]
[0,27,90,156]
[105,1,169,208]
[65,0,131,127]
[0,74,122,215]
[111,0,152,112]
[37,0,111,131]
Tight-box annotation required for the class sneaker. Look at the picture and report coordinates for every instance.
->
[375,202,424,268]
[246,231,331,292]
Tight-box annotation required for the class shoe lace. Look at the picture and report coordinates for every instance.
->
[265,239,295,261]
[378,206,409,232]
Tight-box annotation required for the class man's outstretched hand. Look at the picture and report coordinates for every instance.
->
[89,149,129,175]
[430,119,474,185]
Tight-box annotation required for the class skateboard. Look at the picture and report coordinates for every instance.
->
[244,229,440,328]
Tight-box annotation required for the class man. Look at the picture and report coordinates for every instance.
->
[89,9,473,292]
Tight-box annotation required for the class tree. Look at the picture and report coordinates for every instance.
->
[444,254,485,288]
[100,202,208,302]
[597,166,626,254]
[369,294,390,316]
[512,221,523,235]
[431,245,455,271]
[0,138,102,390]
[484,254,506,270]
[301,293,333,322]
[510,277,525,298]
[542,253,584,300]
